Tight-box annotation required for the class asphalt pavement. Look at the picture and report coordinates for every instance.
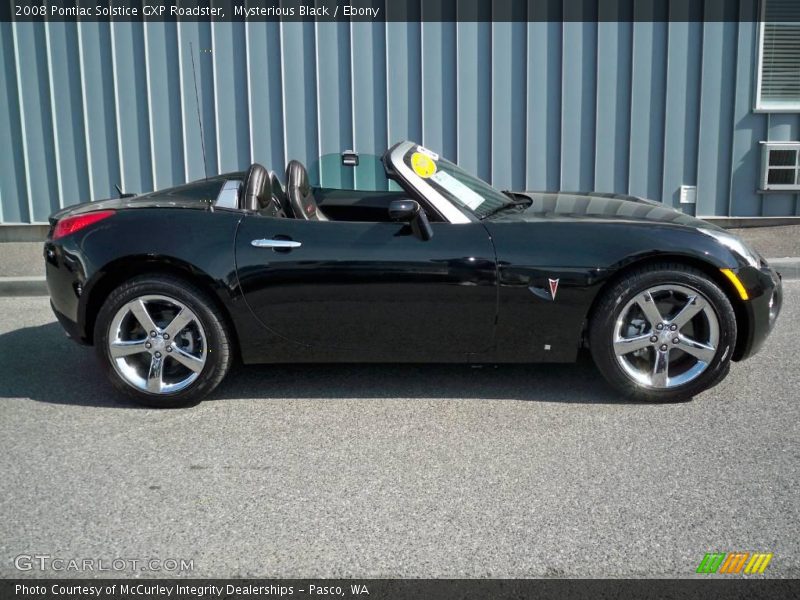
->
[0,288,798,579]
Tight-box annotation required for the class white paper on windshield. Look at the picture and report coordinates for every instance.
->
[430,171,486,210]
[416,145,439,161]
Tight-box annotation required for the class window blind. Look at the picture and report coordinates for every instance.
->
[759,0,800,109]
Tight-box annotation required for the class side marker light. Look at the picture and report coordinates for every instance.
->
[720,268,749,301]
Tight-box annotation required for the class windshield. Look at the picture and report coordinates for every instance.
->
[308,142,517,222]
[399,145,511,219]
[309,152,400,191]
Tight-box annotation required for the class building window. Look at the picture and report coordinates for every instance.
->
[760,142,800,191]
[756,0,800,111]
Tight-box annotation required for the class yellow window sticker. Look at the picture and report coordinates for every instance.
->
[411,152,437,178]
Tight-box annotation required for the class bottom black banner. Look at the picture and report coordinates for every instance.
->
[2,579,800,600]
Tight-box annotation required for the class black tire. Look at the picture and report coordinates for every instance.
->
[589,263,737,402]
[94,275,233,407]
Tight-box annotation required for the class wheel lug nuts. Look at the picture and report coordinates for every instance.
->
[167,346,173,352]
[673,338,680,344]
[670,324,677,331]
[650,336,658,343]
[154,351,162,358]
[163,333,170,340]
[145,342,152,349]
[656,324,664,330]
[150,331,157,337]
[660,344,668,351]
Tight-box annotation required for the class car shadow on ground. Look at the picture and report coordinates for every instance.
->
[0,322,630,408]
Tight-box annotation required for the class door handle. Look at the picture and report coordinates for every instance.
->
[251,238,302,249]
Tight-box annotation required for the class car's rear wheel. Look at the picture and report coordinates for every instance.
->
[94,275,232,407]
[589,263,737,402]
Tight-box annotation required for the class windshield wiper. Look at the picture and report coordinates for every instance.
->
[480,191,533,220]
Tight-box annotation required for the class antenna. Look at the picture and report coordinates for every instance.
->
[189,41,209,180]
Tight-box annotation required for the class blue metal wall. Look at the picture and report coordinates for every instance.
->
[2,8,800,223]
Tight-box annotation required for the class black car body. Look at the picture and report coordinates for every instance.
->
[45,141,782,406]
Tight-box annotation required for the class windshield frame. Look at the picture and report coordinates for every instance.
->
[385,142,476,224]
[385,141,516,223]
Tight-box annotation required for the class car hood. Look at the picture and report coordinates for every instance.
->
[492,191,725,232]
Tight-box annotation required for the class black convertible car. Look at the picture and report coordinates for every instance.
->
[45,141,782,407]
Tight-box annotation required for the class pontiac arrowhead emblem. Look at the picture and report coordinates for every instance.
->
[548,278,560,300]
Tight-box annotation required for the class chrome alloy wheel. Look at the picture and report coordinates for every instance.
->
[108,295,207,394]
[613,284,720,389]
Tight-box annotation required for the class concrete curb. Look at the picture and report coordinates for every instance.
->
[0,224,49,243]
[702,216,800,229]
[768,258,800,282]
[1,260,798,297]
[0,276,48,296]
[2,219,799,242]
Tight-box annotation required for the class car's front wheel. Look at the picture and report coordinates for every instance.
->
[94,275,233,407]
[589,263,737,402]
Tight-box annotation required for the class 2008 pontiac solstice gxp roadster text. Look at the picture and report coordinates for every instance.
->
[44,141,782,407]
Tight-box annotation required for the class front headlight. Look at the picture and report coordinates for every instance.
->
[698,228,762,268]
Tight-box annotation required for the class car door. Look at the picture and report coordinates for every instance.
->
[234,216,497,361]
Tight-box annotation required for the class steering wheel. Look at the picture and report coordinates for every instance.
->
[268,171,292,217]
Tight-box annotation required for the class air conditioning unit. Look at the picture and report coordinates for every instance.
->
[760,141,800,191]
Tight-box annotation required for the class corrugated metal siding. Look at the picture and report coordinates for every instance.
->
[2,6,800,223]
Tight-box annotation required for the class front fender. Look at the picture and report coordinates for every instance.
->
[484,221,744,362]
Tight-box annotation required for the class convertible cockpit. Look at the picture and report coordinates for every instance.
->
[233,152,420,223]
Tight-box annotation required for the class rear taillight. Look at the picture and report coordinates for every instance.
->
[52,210,115,240]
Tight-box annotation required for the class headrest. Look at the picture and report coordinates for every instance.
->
[243,163,269,211]
[286,160,310,196]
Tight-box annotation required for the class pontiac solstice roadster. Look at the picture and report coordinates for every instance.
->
[45,141,782,407]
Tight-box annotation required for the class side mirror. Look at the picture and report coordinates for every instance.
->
[388,199,433,241]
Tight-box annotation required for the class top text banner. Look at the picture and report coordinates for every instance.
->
[3,0,764,23]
